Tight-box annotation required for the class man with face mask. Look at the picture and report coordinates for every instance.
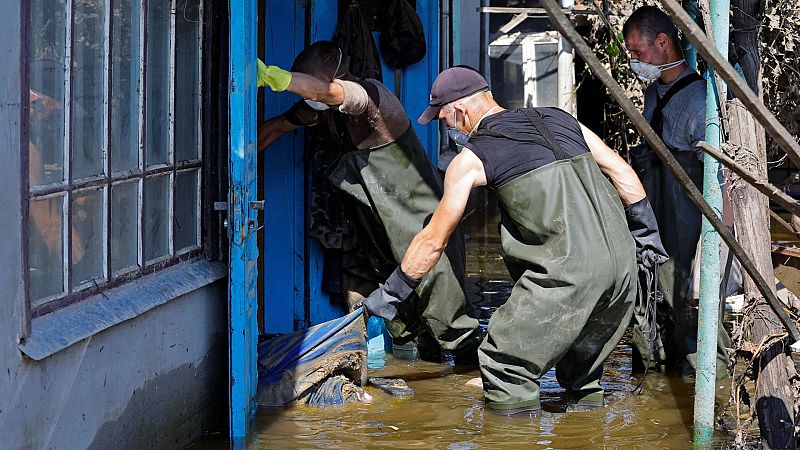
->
[361,65,658,415]
[258,41,481,361]
[623,6,731,375]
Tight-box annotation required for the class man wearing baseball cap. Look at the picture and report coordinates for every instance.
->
[361,66,666,415]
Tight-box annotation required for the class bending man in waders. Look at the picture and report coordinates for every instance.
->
[361,66,663,416]
[258,41,480,359]
[624,6,731,375]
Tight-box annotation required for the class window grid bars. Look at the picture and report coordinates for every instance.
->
[63,0,74,296]
[139,0,149,270]
[195,1,204,249]
[136,0,146,271]
[28,0,203,313]
[168,0,176,260]
[103,0,113,283]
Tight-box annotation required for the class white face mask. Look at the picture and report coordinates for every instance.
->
[304,99,330,111]
[629,58,685,83]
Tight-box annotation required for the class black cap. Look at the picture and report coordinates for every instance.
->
[418,65,489,125]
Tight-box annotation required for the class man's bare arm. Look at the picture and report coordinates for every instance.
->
[257,115,300,151]
[285,72,345,105]
[580,123,645,206]
[400,149,487,279]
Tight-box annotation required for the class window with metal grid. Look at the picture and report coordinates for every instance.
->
[26,0,205,315]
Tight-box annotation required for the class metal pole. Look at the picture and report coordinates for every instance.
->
[682,0,699,70]
[441,0,450,69]
[693,0,729,445]
[452,0,462,66]
[558,0,576,115]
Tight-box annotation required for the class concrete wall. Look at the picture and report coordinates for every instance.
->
[0,4,228,449]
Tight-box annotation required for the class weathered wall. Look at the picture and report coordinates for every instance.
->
[1,284,227,450]
[0,3,227,449]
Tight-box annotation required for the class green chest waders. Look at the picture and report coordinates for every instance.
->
[474,109,636,414]
[327,126,479,351]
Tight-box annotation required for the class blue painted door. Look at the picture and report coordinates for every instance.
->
[228,0,259,440]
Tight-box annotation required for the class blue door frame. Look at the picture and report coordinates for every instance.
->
[261,0,441,334]
[228,0,259,440]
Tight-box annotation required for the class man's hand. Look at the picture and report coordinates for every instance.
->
[362,267,421,320]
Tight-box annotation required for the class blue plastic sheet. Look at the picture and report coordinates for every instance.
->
[257,307,367,406]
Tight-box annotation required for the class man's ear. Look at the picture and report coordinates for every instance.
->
[453,102,468,118]
[655,32,669,50]
[453,103,469,128]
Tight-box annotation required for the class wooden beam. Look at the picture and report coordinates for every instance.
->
[538,0,800,341]
[697,141,800,217]
[659,0,800,169]
[769,210,800,241]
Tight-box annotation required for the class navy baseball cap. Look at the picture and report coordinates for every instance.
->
[418,65,489,125]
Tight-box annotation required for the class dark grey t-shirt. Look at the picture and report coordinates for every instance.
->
[463,108,589,188]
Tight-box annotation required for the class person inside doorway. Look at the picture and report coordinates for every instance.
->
[257,41,481,361]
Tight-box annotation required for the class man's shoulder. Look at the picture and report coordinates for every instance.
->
[680,74,707,96]
[670,77,706,114]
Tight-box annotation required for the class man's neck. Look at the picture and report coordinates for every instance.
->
[659,62,688,85]
[466,102,502,131]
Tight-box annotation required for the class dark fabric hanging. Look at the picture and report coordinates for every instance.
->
[379,0,426,69]
[333,0,383,81]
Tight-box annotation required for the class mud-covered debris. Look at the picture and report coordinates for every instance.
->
[306,375,373,406]
[368,377,414,397]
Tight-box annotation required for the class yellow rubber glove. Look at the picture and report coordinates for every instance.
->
[257,58,292,92]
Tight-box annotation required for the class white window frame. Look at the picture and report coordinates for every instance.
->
[488,30,576,112]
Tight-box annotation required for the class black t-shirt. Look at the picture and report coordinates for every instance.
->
[463,108,590,187]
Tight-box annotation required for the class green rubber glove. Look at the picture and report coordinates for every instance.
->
[257,58,292,92]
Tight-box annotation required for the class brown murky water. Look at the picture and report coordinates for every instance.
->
[198,195,738,449]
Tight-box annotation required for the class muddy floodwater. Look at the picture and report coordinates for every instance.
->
[197,196,735,449]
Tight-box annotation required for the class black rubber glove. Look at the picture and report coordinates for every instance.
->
[626,197,669,380]
[361,267,421,321]
[625,197,669,268]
